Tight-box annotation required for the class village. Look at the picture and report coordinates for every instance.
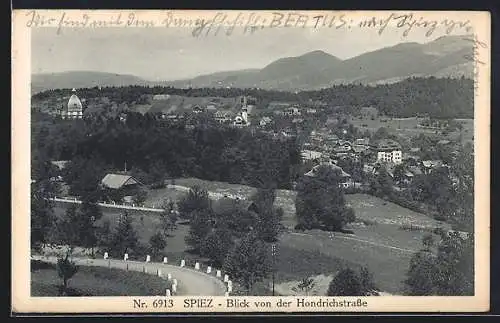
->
[44,89,469,205]
[27,27,475,300]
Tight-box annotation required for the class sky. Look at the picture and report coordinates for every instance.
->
[31,24,468,81]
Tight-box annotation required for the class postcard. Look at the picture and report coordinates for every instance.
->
[12,9,490,313]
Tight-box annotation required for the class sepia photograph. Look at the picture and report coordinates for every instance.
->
[12,10,490,313]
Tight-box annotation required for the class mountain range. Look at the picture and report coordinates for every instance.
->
[31,35,474,93]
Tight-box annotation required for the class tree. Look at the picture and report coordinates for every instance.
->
[96,218,112,253]
[327,268,362,296]
[133,188,148,206]
[149,232,167,260]
[404,249,438,295]
[370,166,394,198]
[292,277,316,296]
[109,211,139,257]
[251,189,284,242]
[63,155,108,200]
[178,186,211,220]
[52,205,82,249]
[160,200,178,236]
[31,180,56,251]
[223,232,271,294]
[404,232,474,296]
[56,251,79,295]
[295,165,356,231]
[200,227,234,268]
[78,200,103,256]
[327,266,376,296]
[184,209,214,252]
[359,266,377,295]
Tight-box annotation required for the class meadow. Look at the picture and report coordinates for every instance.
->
[349,116,474,144]
[52,177,449,295]
[31,260,173,296]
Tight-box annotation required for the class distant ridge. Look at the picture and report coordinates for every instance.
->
[32,35,474,93]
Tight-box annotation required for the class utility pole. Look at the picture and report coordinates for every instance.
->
[271,243,276,296]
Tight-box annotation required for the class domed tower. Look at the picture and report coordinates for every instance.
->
[62,88,83,119]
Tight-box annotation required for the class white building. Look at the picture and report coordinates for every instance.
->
[371,139,402,164]
[61,88,83,119]
[301,150,323,161]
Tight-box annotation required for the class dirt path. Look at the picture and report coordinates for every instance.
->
[32,255,227,296]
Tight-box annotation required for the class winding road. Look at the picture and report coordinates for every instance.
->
[32,255,227,296]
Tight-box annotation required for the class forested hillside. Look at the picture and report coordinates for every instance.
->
[33,77,473,119]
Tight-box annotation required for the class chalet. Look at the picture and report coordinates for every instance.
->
[283,106,301,116]
[326,134,340,144]
[301,150,323,161]
[205,104,218,113]
[259,116,273,127]
[50,160,70,171]
[333,141,352,156]
[214,111,234,124]
[370,139,402,164]
[281,128,296,138]
[354,138,370,147]
[422,160,445,174]
[101,174,142,190]
[192,105,204,114]
[304,162,353,188]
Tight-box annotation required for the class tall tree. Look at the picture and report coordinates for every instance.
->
[160,199,178,236]
[31,180,57,251]
[251,189,284,242]
[149,232,167,260]
[177,186,211,220]
[109,211,139,257]
[223,232,271,295]
[404,232,474,296]
[184,209,214,252]
[51,205,82,250]
[200,226,234,268]
[295,165,356,231]
[56,251,79,296]
[78,200,103,256]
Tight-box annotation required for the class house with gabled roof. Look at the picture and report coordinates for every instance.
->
[304,162,353,188]
[101,174,142,190]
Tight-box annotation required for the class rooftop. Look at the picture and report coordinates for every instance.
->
[101,174,142,189]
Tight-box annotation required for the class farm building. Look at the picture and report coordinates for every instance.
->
[101,174,142,190]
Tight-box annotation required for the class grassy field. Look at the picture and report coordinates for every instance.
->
[31,260,173,296]
[349,116,474,144]
[53,177,449,295]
